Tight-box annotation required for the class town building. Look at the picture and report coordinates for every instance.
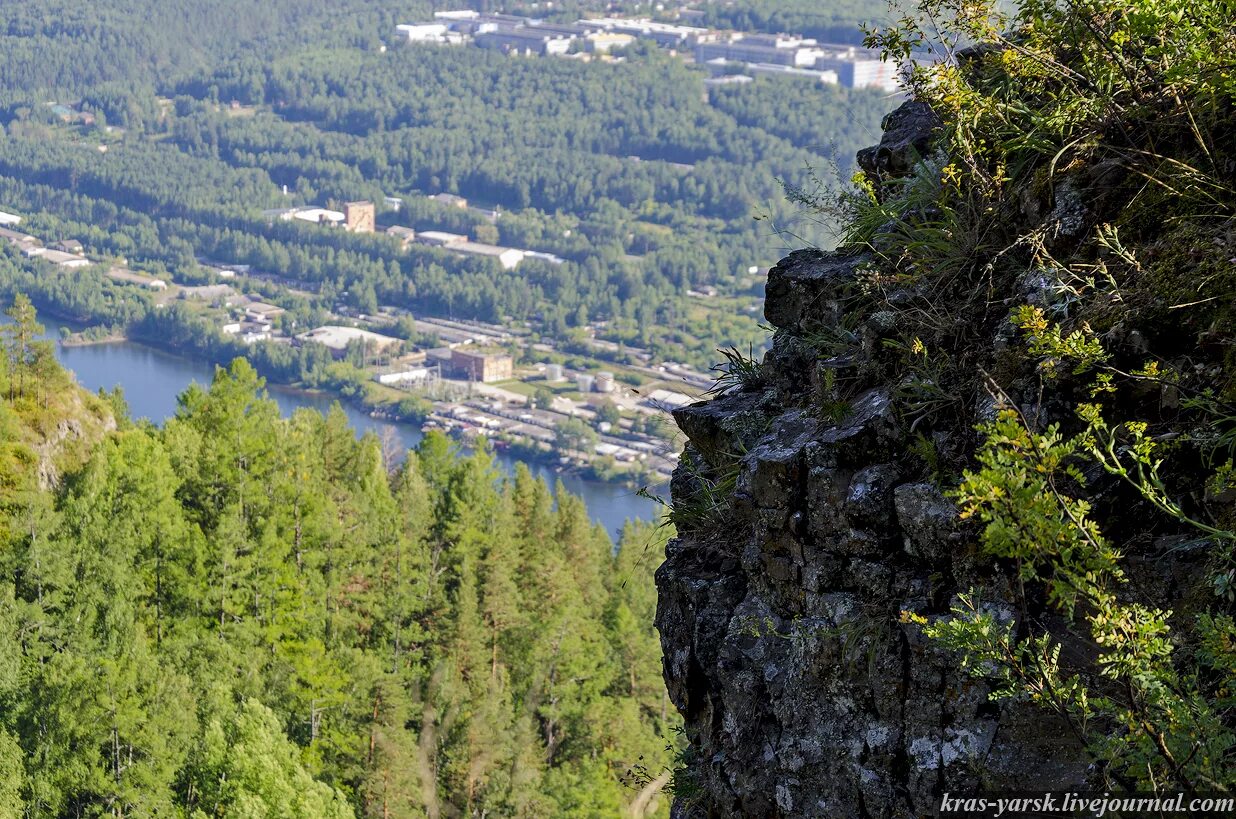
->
[270,207,346,226]
[386,225,417,247]
[0,226,40,250]
[375,367,432,386]
[344,201,375,233]
[52,239,84,254]
[295,207,345,226]
[813,46,902,91]
[451,241,524,270]
[416,230,468,247]
[476,26,574,56]
[584,31,635,52]
[747,63,839,84]
[433,10,479,21]
[106,267,166,288]
[531,22,590,38]
[297,325,404,359]
[586,18,709,48]
[394,23,449,43]
[695,40,820,67]
[522,250,565,265]
[223,322,272,344]
[450,348,513,383]
[26,247,91,268]
[245,302,286,325]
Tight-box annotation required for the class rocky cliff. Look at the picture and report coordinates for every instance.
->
[655,34,1236,809]
[657,104,1091,817]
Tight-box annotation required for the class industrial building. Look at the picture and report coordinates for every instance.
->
[0,227,39,249]
[416,230,468,247]
[297,326,404,358]
[52,239,84,254]
[395,23,448,42]
[584,31,634,52]
[817,52,902,91]
[344,201,375,233]
[244,302,286,324]
[223,322,272,344]
[375,367,432,386]
[451,242,524,270]
[106,267,166,288]
[476,26,574,56]
[695,40,820,68]
[26,247,91,269]
[450,348,514,383]
[586,18,709,48]
[0,211,21,227]
[386,225,417,247]
[269,207,346,226]
[747,63,839,84]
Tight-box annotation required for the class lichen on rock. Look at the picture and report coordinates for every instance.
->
[657,0,1236,813]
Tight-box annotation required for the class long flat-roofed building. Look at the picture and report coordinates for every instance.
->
[297,325,403,359]
[476,26,575,56]
[450,348,513,383]
[416,230,468,247]
[395,23,448,42]
[695,40,820,67]
[0,226,39,249]
[452,242,524,270]
[27,248,92,268]
[585,17,708,47]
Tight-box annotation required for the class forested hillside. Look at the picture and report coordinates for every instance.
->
[0,0,892,369]
[0,299,673,816]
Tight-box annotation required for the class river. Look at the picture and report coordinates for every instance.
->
[36,317,665,539]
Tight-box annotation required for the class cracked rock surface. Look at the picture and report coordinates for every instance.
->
[655,103,1094,818]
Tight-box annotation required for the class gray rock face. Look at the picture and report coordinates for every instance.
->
[655,104,1097,817]
[656,359,1092,816]
[856,101,942,180]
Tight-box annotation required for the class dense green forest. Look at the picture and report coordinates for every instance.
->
[0,296,674,816]
[0,0,892,369]
[696,0,885,43]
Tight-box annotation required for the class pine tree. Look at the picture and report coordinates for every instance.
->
[2,294,41,400]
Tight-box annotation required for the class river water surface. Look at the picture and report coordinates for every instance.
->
[38,317,663,539]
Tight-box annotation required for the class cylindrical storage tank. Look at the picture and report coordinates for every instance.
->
[545,363,564,382]
[575,374,595,394]
[595,371,615,393]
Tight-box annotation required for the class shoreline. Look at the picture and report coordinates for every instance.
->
[59,332,128,347]
[45,316,666,492]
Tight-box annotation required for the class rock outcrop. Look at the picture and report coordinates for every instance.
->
[655,105,1097,818]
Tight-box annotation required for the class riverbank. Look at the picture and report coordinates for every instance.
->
[13,295,679,493]
[30,315,664,537]
[59,331,128,347]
